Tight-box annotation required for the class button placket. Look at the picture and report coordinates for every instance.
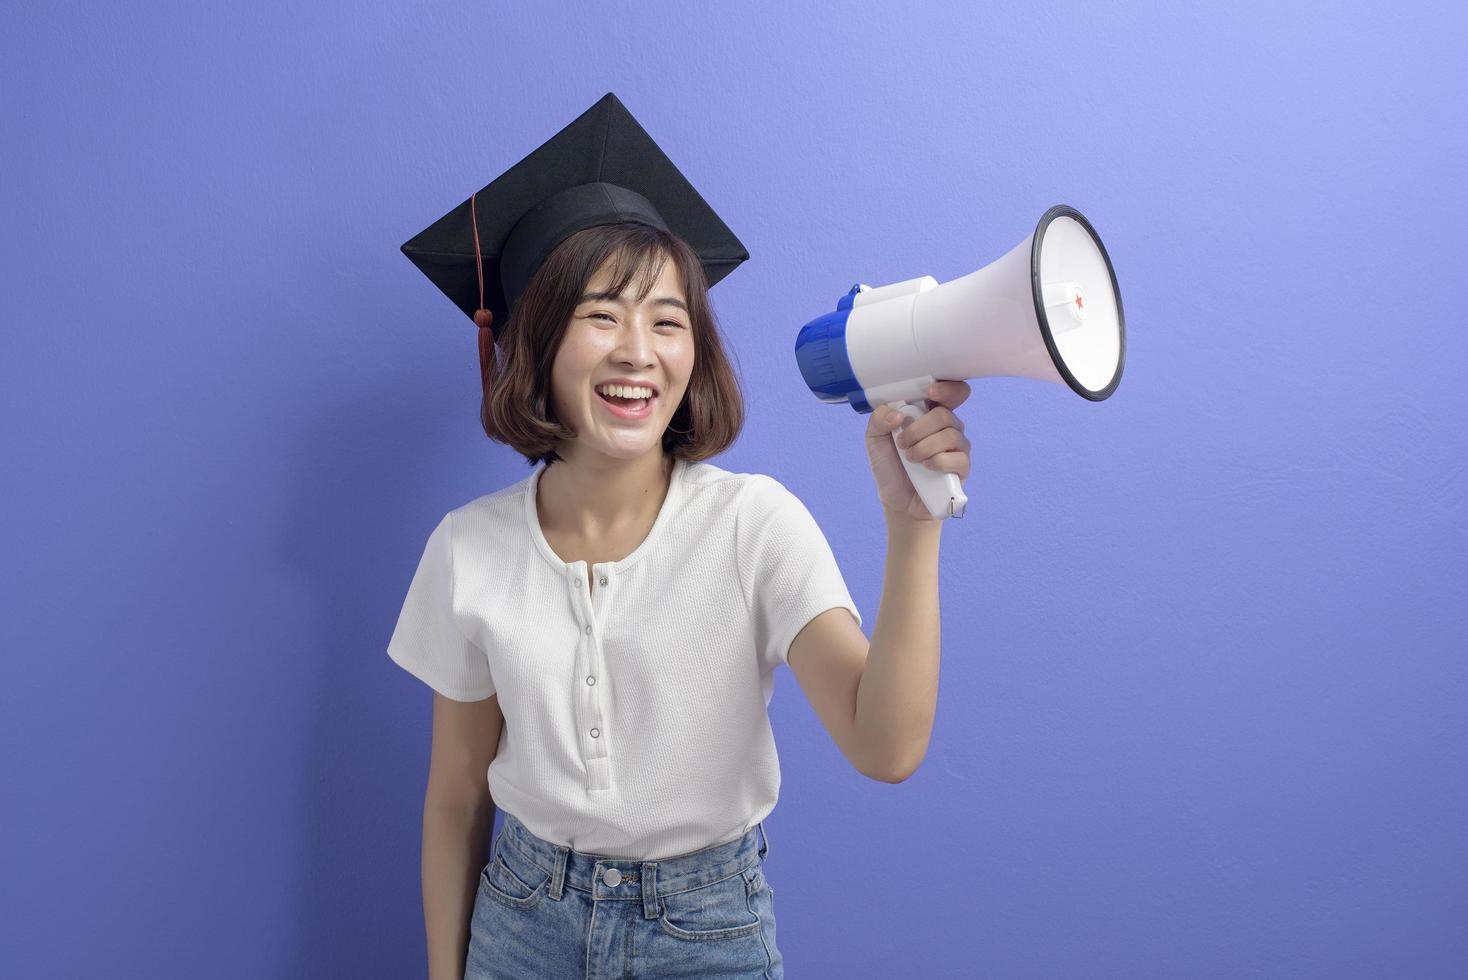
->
[574,562,607,763]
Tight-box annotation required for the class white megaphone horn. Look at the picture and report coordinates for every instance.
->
[795,204,1126,521]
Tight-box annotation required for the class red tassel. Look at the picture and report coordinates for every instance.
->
[474,308,494,330]
[477,319,496,396]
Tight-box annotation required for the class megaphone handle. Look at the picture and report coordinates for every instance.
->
[892,400,968,520]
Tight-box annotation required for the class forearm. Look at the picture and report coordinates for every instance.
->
[854,513,943,781]
[422,793,496,980]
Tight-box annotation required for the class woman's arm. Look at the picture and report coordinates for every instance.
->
[852,514,942,781]
[850,379,970,780]
[423,795,496,980]
[786,513,943,784]
[421,691,504,980]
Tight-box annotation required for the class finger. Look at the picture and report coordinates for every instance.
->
[895,412,931,449]
[926,380,972,410]
[867,405,906,439]
[900,426,963,460]
[897,407,959,448]
[921,449,970,481]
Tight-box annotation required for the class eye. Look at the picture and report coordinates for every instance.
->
[587,312,684,329]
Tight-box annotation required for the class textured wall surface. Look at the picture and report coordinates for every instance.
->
[4,1,1464,977]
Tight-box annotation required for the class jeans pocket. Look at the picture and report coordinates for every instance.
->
[479,842,551,911]
[656,868,763,942]
[748,863,775,913]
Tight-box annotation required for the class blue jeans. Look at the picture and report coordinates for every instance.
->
[465,811,783,979]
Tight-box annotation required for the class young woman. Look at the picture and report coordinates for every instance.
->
[389,95,969,980]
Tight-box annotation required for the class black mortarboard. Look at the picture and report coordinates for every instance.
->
[401,92,749,342]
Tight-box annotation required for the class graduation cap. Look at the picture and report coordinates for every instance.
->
[401,92,749,342]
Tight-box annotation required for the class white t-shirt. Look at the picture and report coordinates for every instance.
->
[387,455,862,860]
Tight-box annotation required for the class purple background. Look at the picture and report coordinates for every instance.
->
[4,1,1465,977]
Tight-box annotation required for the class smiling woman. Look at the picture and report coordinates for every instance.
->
[392,93,815,980]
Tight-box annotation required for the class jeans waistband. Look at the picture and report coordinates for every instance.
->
[496,811,770,905]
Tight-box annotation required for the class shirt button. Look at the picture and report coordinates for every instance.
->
[586,675,595,685]
[574,578,582,588]
[599,577,608,587]
[585,625,592,635]
[602,867,622,887]
[590,728,600,738]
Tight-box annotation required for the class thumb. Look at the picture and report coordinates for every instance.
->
[867,405,906,439]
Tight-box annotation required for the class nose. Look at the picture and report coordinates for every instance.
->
[610,328,657,369]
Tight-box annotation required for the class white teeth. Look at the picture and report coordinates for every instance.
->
[595,384,654,399]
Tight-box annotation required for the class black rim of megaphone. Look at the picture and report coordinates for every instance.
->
[1030,204,1126,401]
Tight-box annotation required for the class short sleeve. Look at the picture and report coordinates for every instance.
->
[736,475,863,672]
[386,512,497,702]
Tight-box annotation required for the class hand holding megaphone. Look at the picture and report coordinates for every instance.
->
[796,204,1126,520]
[865,379,973,522]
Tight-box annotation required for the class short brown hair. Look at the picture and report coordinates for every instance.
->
[478,222,745,468]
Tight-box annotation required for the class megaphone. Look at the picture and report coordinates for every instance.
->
[795,204,1125,521]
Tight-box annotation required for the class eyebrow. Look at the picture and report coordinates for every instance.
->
[579,290,688,313]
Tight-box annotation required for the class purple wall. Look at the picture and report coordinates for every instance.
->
[4,1,1464,977]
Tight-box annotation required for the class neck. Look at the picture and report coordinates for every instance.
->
[538,451,674,540]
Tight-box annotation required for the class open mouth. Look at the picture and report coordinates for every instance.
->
[594,387,657,419]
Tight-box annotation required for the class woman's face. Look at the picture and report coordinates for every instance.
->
[548,252,695,465]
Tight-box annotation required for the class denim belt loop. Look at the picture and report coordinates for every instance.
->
[640,861,660,918]
[549,844,570,901]
[757,820,769,861]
